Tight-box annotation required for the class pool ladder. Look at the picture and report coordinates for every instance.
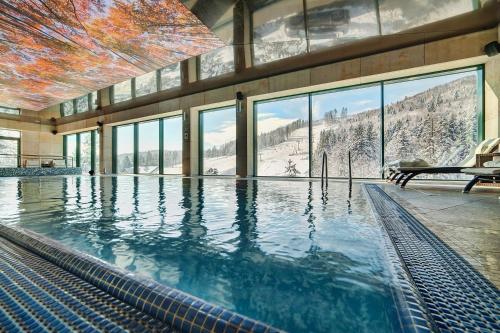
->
[321,151,353,196]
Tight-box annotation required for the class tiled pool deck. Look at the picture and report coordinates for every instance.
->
[379,182,500,288]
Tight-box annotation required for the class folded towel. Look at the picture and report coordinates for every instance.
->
[386,159,430,168]
[484,160,500,167]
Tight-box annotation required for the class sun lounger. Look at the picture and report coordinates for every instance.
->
[387,138,500,188]
[460,168,500,193]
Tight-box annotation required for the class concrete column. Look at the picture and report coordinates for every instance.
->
[236,95,248,177]
[182,108,191,176]
[101,125,112,174]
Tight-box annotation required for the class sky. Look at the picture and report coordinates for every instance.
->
[202,107,236,149]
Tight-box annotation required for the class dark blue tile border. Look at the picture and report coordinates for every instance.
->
[365,184,500,333]
[0,225,282,333]
[0,167,82,177]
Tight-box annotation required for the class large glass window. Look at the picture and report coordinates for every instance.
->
[200,12,234,79]
[252,0,307,65]
[135,71,157,97]
[311,85,381,178]
[65,134,77,167]
[255,95,309,177]
[138,121,160,174]
[306,0,379,51]
[116,125,134,174]
[79,132,92,173]
[113,80,132,103]
[76,95,89,113]
[379,0,476,34]
[253,67,482,179]
[163,116,183,174]
[0,129,20,167]
[61,101,74,117]
[383,69,481,178]
[0,106,20,115]
[160,63,181,90]
[200,106,236,175]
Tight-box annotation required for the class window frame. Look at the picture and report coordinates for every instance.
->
[198,105,237,176]
[253,65,485,179]
[0,132,21,167]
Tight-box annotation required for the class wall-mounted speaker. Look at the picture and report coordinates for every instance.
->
[484,41,500,57]
[97,121,104,127]
[51,130,57,135]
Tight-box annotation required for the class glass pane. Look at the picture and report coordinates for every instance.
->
[200,46,235,79]
[138,121,159,174]
[200,4,234,79]
[95,130,100,173]
[76,95,89,113]
[91,91,99,110]
[0,139,18,167]
[201,106,236,175]
[80,132,92,174]
[252,0,307,65]
[0,129,20,138]
[135,71,157,97]
[383,70,480,179]
[307,0,379,51]
[113,80,132,103]
[311,85,381,178]
[379,0,476,34]
[0,106,20,115]
[163,116,183,174]
[116,125,134,174]
[62,101,74,116]
[66,134,77,167]
[255,95,309,177]
[160,63,181,90]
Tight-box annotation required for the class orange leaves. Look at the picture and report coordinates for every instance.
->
[0,0,224,110]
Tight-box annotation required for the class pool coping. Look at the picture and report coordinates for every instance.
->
[363,185,436,333]
[0,224,283,333]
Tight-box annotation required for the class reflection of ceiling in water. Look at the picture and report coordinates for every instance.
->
[0,0,224,110]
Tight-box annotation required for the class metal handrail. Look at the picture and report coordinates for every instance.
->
[321,151,328,189]
[0,154,74,168]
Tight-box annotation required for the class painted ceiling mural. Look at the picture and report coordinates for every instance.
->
[0,0,224,110]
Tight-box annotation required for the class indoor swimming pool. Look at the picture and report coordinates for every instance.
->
[0,176,419,332]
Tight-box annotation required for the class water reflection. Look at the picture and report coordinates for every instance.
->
[0,176,402,333]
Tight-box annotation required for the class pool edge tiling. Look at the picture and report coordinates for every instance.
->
[0,225,282,333]
[364,184,500,333]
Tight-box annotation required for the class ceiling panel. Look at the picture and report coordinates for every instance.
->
[0,0,224,110]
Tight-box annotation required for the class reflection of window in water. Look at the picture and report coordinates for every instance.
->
[252,0,307,64]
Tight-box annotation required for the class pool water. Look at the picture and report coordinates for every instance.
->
[0,176,405,332]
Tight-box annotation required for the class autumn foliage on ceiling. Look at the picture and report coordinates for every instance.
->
[0,0,224,110]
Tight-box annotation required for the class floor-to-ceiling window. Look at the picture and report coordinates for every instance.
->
[113,116,183,175]
[254,95,309,177]
[116,125,135,174]
[138,120,160,174]
[65,134,77,167]
[254,66,483,178]
[0,129,20,167]
[311,85,381,178]
[383,68,482,178]
[79,132,92,173]
[163,116,183,174]
[200,106,236,175]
